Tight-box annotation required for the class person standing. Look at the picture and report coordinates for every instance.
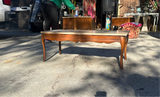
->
[41,0,79,30]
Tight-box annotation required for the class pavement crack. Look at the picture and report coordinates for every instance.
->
[71,55,81,68]
[82,56,93,68]
[44,93,60,97]
[51,74,64,90]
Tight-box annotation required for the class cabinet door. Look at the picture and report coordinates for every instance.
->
[63,18,74,29]
[76,18,92,30]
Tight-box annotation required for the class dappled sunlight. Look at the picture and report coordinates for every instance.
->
[147,32,160,39]
[0,30,159,96]
[52,72,159,96]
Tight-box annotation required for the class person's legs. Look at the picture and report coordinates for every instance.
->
[41,3,51,30]
[49,7,59,30]
[41,1,59,30]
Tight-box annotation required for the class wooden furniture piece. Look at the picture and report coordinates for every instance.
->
[41,30,129,70]
[111,17,135,30]
[63,16,93,30]
[124,13,159,32]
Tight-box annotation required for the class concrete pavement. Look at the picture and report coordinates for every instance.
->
[0,29,160,97]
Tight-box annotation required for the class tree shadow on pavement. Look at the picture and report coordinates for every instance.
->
[60,46,122,69]
[126,74,160,96]
[147,32,160,39]
[64,72,160,97]
[0,30,40,40]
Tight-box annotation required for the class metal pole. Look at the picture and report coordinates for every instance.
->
[101,12,103,30]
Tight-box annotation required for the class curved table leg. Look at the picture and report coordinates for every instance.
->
[59,41,61,54]
[124,35,129,60]
[120,36,125,70]
[134,15,140,23]
[141,15,149,31]
[41,34,46,62]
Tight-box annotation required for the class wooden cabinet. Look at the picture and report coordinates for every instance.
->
[63,17,93,30]
[111,17,135,30]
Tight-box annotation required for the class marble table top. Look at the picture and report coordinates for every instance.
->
[124,13,159,17]
[62,16,92,18]
[41,30,129,36]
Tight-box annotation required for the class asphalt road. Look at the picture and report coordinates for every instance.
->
[0,29,160,97]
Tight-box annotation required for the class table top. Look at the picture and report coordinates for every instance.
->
[62,16,92,18]
[41,30,129,36]
[112,17,134,19]
[124,13,159,17]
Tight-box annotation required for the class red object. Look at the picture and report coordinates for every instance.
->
[3,0,11,5]
[83,0,96,19]
[120,22,142,39]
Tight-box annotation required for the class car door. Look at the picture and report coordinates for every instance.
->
[0,0,11,22]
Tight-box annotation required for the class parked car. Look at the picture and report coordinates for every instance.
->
[0,0,11,22]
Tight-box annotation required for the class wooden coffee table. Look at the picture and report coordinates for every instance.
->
[41,30,129,70]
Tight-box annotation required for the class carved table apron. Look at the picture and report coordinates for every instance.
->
[41,30,129,70]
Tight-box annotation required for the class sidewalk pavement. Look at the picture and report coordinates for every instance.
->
[0,30,160,97]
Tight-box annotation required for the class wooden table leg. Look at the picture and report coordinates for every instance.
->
[74,17,76,30]
[59,41,61,54]
[120,37,125,70]
[41,34,46,62]
[111,25,113,30]
[124,35,129,60]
